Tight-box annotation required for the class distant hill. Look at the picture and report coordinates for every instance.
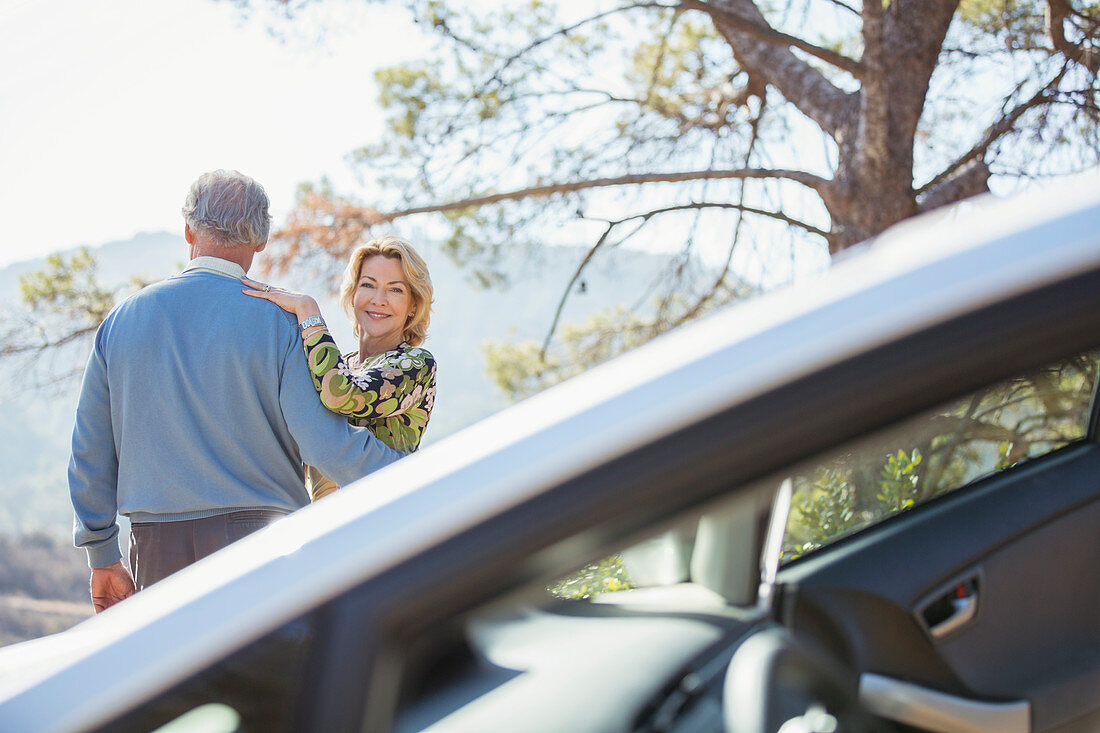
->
[0,232,673,540]
[0,532,86,601]
[0,532,91,646]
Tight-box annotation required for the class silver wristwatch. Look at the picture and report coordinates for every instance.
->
[299,315,326,331]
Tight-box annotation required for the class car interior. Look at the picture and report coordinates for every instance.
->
[383,348,1100,733]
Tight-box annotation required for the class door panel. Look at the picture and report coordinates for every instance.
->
[778,445,1100,731]
[935,498,1100,730]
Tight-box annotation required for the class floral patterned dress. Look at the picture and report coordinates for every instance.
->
[301,329,436,499]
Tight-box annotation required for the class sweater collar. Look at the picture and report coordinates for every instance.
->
[182,256,247,280]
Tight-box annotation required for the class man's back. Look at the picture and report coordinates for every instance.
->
[95,268,312,518]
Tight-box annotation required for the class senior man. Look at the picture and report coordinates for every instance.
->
[69,170,402,613]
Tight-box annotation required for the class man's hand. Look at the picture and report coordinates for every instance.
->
[91,561,136,613]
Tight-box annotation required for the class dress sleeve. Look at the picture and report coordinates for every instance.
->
[303,330,437,421]
[278,325,404,485]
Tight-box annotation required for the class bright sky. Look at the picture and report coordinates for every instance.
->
[0,0,429,267]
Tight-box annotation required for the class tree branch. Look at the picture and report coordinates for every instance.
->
[538,197,827,355]
[684,0,859,138]
[438,3,681,140]
[1047,0,1100,74]
[917,66,1068,197]
[857,0,889,184]
[674,106,765,326]
[819,0,860,16]
[354,168,830,225]
[480,2,678,95]
[882,0,961,134]
[644,9,681,106]
[540,223,615,358]
[631,201,830,238]
[681,0,863,76]
[0,322,99,359]
[916,159,990,213]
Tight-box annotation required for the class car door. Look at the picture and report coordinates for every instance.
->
[771,346,1100,733]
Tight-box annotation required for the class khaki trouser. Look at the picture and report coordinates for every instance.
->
[128,509,286,590]
[305,465,340,501]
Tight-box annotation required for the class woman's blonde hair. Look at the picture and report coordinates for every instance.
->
[339,235,433,346]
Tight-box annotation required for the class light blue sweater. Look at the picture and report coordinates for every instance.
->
[69,262,403,568]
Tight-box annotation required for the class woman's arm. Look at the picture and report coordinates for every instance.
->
[304,332,436,421]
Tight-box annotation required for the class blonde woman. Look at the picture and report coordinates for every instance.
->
[244,235,436,499]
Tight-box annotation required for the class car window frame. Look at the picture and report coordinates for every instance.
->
[1087,352,1100,444]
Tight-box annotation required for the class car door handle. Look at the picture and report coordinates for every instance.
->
[918,573,980,641]
[928,592,977,639]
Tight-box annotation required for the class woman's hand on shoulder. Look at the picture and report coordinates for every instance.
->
[241,277,322,320]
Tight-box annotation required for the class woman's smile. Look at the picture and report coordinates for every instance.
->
[353,255,412,357]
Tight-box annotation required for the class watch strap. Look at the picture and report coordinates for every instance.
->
[299,315,326,331]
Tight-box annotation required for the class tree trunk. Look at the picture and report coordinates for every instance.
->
[706,0,961,251]
[829,0,961,249]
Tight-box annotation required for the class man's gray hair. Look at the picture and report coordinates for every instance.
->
[181,170,272,248]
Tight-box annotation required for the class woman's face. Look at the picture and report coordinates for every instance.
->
[352,255,413,350]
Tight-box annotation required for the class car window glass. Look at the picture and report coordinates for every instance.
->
[549,349,1098,600]
[95,615,315,733]
[782,348,1099,561]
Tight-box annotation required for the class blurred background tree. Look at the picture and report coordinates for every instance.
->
[0,249,151,390]
[1,249,118,389]
[241,0,1098,394]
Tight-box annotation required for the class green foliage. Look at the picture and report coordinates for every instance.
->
[788,466,857,557]
[337,0,794,291]
[482,306,659,401]
[374,62,448,140]
[2,248,117,387]
[549,555,633,599]
[786,448,925,558]
[877,449,921,513]
[296,176,336,201]
[3,248,156,390]
[481,340,548,400]
[957,0,1045,37]
[19,248,114,326]
[784,351,1099,561]
[626,15,744,131]
[483,266,749,401]
[254,0,1098,347]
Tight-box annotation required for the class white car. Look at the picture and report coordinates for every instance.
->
[1,175,1098,733]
